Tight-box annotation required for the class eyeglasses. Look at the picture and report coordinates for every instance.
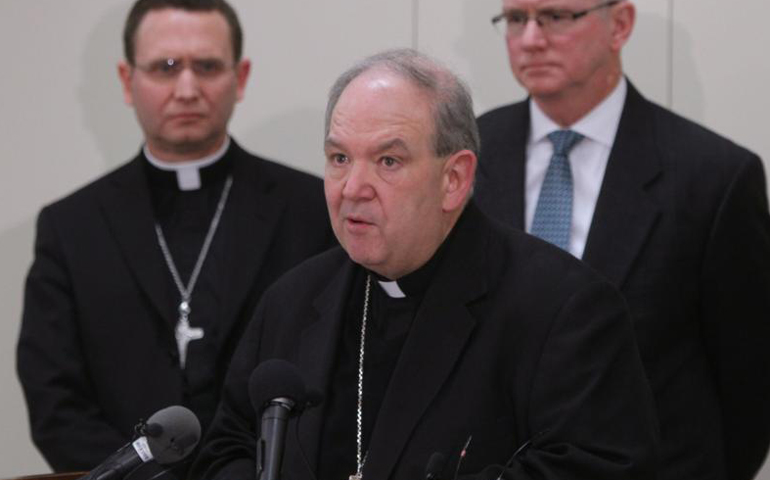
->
[491,0,622,36]
[134,58,233,81]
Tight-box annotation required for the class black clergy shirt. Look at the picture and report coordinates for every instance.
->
[144,149,234,433]
[317,213,457,480]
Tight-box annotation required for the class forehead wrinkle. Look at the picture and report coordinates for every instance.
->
[325,133,412,157]
[330,104,425,145]
[139,38,227,61]
[327,72,434,157]
[134,10,232,63]
[504,0,589,10]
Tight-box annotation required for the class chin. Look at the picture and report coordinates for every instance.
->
[523,81,568,100]
[516,72,565,97]
[168,133,220,152]
[345,247,383,273]
[347,252,378,269]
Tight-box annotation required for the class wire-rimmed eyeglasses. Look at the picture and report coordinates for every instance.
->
[491,0,622,36]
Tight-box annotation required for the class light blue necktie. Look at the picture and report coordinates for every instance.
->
[531,130,584,251]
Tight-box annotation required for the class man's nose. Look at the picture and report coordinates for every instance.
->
[173,67,201,100]
[341,160,376,200]
[519,17,548,49]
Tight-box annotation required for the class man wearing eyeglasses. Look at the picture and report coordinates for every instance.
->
[17,0,334,474]
[474,1,770,480]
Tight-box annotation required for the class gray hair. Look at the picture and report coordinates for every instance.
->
[324,48,480,157]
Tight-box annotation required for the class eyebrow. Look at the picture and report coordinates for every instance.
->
[142,54,226,64]
[503,2,568,11]
[324,137,344,151]
[373,138,410,155]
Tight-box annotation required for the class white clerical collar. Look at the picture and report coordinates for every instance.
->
[529,78,627,148]
[143,136,231,191]
[377,280,406,299]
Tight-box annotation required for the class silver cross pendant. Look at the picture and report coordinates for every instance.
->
[175,300,204,369]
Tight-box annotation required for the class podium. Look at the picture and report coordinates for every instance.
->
[2,473,86,480]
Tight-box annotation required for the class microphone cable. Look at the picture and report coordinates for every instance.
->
[295,410,319,480]
[452,435,473,480]
[494,430,547,480]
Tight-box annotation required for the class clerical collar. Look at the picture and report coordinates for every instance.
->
[371,258,437,299]
[370,211,463,299]
[143,137,231,191]
[376,280,406,299]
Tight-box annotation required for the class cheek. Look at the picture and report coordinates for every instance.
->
[505,38,522,66]
[208,86,237,114]
[562,34,607,74]
[385,191,431,235]
[324,181,342,215]
[562,54,593,82]
[132,88,172,124]
[133,78,166,103]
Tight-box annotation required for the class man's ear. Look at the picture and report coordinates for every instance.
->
[117,61,134,106]
[235,58,251,102]
[442,150,477,212]
[610,1,635,52]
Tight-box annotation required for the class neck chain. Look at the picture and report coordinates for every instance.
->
[154,175,234,369]
[351,274,372,480]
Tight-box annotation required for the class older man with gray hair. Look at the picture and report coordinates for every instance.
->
[192,48,658,480]
[475,1,770,479]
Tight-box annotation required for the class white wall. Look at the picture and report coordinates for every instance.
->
[1,0,768,476]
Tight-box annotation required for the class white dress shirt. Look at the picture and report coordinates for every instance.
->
[525,78,627,258]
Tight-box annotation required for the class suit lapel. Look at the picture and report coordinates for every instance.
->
[283,256,357,479]
[364,206,488,480]
[477,102,529,229]
[214,145,290,346]
[99,156,175,323]
[582,83,662,287]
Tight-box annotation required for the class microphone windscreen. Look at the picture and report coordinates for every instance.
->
[425,451,446,480]
[249,359,308,412]
[145,405,201,465]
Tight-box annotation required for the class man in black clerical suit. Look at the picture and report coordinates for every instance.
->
[16,0,334,473]
[191,49,658,480]
[474,1,770,480]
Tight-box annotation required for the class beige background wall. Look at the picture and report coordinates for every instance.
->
[1,0,768,476]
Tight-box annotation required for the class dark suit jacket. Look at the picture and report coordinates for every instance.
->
[17,141,336,472]
[192,204,659,480]
[474,82,770,480]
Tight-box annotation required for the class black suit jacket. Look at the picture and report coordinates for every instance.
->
[17,141,336,471]
[192,204,659,480]
[474,83,770,480]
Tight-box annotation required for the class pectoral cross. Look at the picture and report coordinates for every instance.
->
[175,300,204,369]
[349,465,364,480]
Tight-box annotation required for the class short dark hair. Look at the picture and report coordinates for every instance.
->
[123,0,243,65]
[325,49,480,158]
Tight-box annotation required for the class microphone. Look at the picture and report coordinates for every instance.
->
[78,405,201,480]
[248,359,321,480]
[425,452,447,480]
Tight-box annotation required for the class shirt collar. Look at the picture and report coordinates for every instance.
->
[529,78,627,148]
[371,205,471,299]
[143,136,231,190]
[377,280,406,299]
[372,252,439,298]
